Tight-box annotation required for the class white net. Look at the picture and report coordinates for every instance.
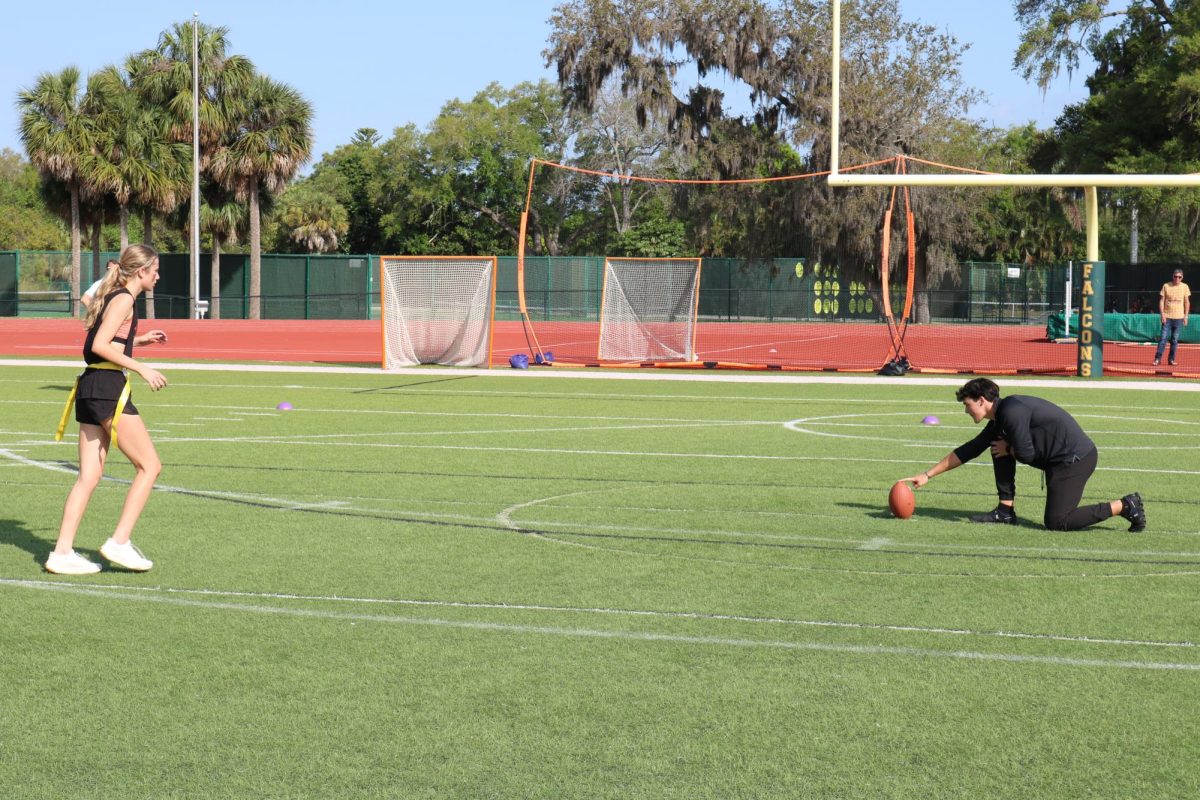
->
[598,258,702,362]
[380,256,496,368]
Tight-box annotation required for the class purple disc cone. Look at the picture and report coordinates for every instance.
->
[921,415,939,425]
[277,402,294,411]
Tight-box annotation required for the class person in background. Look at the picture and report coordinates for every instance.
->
[1154,269,1190,367]
[80,259,119,312]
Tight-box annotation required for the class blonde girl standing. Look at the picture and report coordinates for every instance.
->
[47,244,169,574]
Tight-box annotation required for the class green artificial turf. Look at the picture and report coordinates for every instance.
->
[1,364,1197,798]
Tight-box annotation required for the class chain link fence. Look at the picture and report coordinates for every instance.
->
[2,250,1191,322]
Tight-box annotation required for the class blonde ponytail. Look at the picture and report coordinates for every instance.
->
[82,244,160,329]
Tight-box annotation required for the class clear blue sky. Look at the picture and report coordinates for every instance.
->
[2,1,1090,166]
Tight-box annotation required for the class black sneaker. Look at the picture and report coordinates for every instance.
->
[1120,493,1146,533]
[969,505,1017,525]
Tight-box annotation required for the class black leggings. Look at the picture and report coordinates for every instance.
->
[991,448,1114,530]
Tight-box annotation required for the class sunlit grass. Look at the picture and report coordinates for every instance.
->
[2,365,1198,798]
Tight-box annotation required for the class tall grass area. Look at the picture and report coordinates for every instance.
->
[1,364,1198,799]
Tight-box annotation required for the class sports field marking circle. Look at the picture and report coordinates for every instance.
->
[491,481,1200,580]
[785,411,962,446]
[785,411,1200,451]
[9,444,1168,582]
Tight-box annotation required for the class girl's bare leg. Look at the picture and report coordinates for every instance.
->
[54,424,108,555]
[109,413,162,544]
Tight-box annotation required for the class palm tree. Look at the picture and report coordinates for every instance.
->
[17,66,96,314]
[210,75,313,318]
[86,63,190,251]
[279,185,348,253]
[200,187,246,320]
[132,22,255,317]
[132,22,254,152]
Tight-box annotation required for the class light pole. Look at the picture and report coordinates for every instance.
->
[191,12,205,319]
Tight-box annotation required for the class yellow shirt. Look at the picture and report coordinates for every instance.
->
[1160,281,1191,319]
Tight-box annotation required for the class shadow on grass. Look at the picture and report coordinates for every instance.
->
[352,375,479,394]
[315,361,380,369]
[0,517,56,569]
[837,500,1038,528]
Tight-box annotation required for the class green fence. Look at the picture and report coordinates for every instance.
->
[151,253,374,320]
[2,251,1191,323]
[2,251,375,319]
[501,257,877,323]
[0,252,16,316]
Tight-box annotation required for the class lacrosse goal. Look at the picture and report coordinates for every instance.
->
[379,255,497,368]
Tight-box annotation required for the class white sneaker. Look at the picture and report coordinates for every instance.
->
[45,550,101,575]
[99,538,154,572]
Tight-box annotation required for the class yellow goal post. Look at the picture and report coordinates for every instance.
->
[827,0,1200,376]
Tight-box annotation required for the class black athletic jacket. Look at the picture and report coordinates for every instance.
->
[954,395,1096,469]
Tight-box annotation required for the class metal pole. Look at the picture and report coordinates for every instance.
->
[1086,187,1099,262]
[191,12,201,319]
[1081,188,1103,377]
[1129,205,1139,264]
[1064,260,1073,337]
[830,0,841,178]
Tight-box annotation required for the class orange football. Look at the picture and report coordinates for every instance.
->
[888,481,915,519]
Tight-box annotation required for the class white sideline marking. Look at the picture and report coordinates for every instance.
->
[0,449,77,475]
[7,357,1200,392]
[517,511,1200,554]
[784,413,1200,452]
[496,481,1200,574]
[0,448,360,510]
[157,419,772,444]
[493,492,1200,579]
[3,577,1191,649]
[10,374,1199,416]
[784,416,1200,473]
[2,579,1196,671]
[4,447,1197,563]
[174,439,1200,476]
[798,421,1196,437]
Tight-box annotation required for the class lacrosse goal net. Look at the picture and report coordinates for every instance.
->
[380,255,497,368]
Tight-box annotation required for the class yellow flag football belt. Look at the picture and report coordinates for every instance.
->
[55,362,131,450]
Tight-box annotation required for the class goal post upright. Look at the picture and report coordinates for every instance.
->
[827,0,1200,377]
[690,258,703,361]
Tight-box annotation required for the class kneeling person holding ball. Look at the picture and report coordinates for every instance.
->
[901,378,1145,532]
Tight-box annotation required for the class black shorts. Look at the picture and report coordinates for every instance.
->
[74,367,138,426]
[75,397,139,426]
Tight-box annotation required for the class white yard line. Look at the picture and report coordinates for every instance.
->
[2,578,1197,671]
[4,357,1199,391]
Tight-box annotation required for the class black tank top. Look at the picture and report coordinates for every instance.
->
[83,288,138,365]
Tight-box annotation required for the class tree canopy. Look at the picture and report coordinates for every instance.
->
[7,0,1200,312]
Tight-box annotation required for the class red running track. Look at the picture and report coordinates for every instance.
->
[0,317,1193,377]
